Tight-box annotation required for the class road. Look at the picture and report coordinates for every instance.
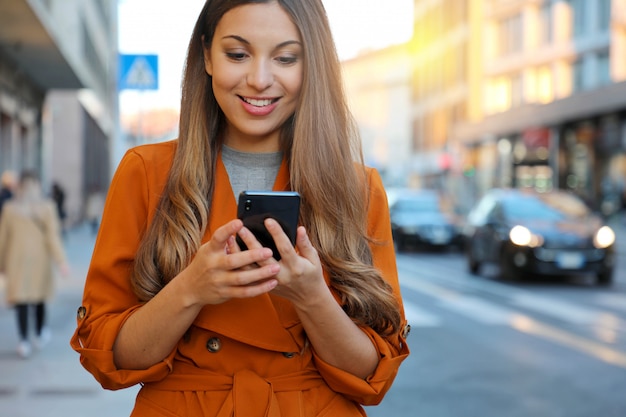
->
[366,247,626,417]
[1,225,625,416]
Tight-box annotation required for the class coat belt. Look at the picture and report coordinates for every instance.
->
[144,364,325,417]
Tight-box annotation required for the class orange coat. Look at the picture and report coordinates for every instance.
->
[70,140,409,416]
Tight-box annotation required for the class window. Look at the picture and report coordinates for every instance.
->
[572,59,584,93]
[511,73,524,108]
[539,2,553,45]
[570,0,586,37]
[597,51,611,86]
[498,14,523,56]
[536,66,553,103]
[597,0,611,32]
[485,74,523,114]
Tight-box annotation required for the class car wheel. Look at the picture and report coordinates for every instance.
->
[395,237,407,252]
[597,270,613,286]
[499,253,521,281]
[467,246,481,275]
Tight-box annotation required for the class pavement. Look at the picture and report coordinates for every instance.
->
[0,223,139,417]
[1,217,626,417]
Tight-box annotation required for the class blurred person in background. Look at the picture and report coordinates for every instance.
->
[0,170,70,359]
[51,181,67,237]
[70,0,409,415]
[0,170,17,215]
[85,185,105,236]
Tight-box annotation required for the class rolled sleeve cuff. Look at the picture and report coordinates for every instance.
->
[70,305,176,391]
[312,325,410,406]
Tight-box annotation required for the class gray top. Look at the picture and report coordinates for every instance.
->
[222,145,283,200]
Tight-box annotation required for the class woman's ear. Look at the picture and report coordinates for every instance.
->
[202,35,213,76]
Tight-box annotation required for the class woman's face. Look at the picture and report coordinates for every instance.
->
[204,2,303,152]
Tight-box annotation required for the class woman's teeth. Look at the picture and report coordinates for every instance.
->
[243,97,273,107]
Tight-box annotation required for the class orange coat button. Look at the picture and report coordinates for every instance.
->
[402,324,411,339]
[206,337,222,353]
[77,306,87,320]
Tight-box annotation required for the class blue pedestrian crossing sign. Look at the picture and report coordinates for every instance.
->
[119,54,159,90]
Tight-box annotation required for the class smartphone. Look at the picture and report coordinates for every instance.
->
[236,191,301,260]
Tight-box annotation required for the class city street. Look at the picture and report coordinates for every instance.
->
[1,220,626,416]
[367,245,626,416]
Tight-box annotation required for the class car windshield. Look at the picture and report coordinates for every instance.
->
[501,193,589,221]
[394,197,440,213]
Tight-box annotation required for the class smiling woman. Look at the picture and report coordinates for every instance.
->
[74,1,409,416]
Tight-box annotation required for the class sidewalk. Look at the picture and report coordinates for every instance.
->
[0,224,139,417]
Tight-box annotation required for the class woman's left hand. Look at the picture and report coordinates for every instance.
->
[235,218,327,307]
[245,220,379,379]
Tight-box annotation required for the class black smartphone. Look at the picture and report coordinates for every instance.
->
[236,191,301,260]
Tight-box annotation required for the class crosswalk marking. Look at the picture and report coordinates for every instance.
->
[440,297,520,325]
[399,275,626,369]
[402,301,441,327]
[512,294,620,326]
[593,294,626,312]
[510,316,626,369]
[400,274,626,330]
[399,261,626,329]
[401,276,522,325]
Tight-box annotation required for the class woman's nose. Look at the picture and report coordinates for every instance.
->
[247,59,274,90]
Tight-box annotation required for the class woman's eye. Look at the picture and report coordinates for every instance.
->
[276,56,298,65]
[226,52,247,61]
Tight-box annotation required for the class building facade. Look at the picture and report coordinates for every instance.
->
[438,0,626,214]
[342,44,413,187]
[0,0,117,226]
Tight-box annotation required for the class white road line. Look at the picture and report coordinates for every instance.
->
[402,300,441,327]
[400,263,625,330]
[512,294,604,324]
[401,276,519,325]
[400,276,626,368]
[511,316,626,369]
[440,297,520,325]
[594,293,626,312]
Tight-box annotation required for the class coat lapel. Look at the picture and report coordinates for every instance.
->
[193,155,301,352]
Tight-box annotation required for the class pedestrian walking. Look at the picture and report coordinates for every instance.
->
[71,1,410,415]
[51,181,67,237]
[85,186,104,236]
[0,170,17,215]
[0,170,70,358]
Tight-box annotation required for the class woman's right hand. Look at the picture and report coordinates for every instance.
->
[177,219,280,307]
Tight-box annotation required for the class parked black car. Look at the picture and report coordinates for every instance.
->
[463,188,616,285]
[389,189,463,252]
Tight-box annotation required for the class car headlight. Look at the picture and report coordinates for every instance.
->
[594,226,615,249]
[509,225,543,247]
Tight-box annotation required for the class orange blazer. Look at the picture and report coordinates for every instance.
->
[71,140,410,417]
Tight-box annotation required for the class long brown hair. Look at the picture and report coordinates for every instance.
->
[131,0,401,336]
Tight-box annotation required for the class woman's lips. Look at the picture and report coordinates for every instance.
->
[239,96,279,116]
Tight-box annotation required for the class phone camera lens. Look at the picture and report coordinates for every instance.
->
[245,200,252,211]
